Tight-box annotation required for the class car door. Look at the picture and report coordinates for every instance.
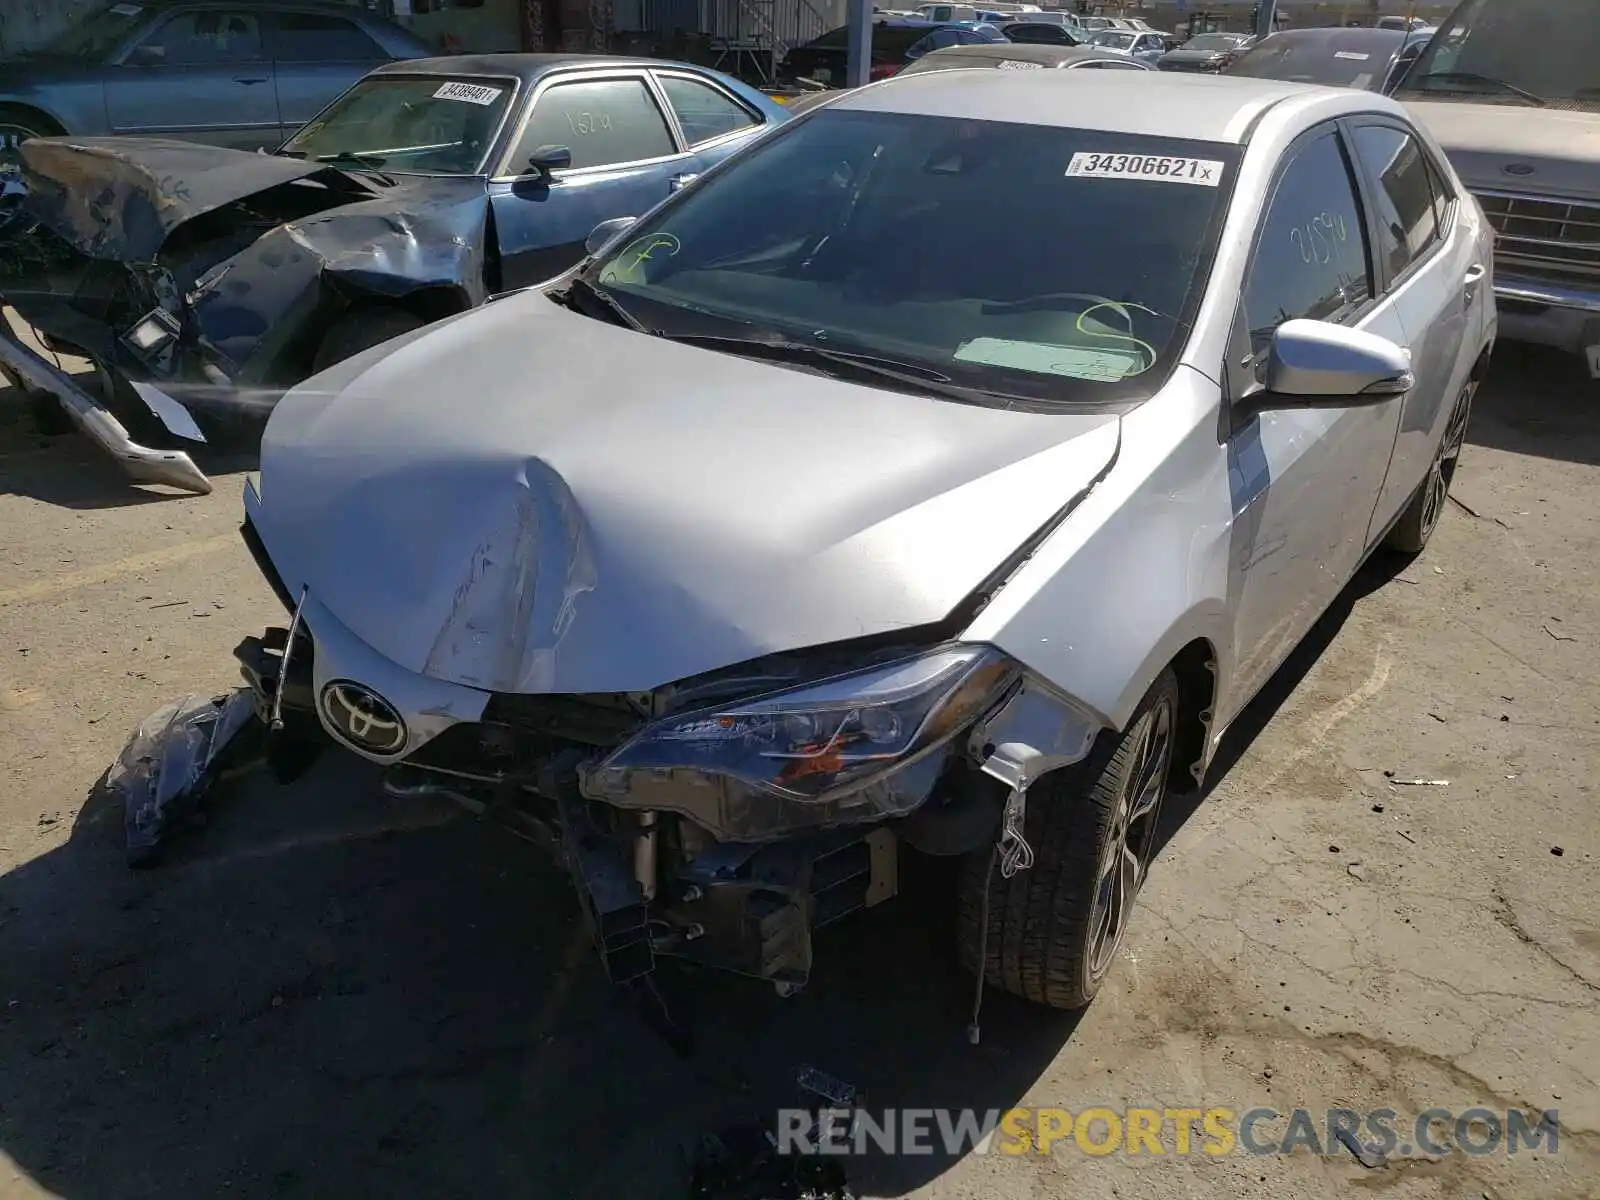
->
[1221,124,1408,720]
[489,71,691,290]
[1131,34,1164,63]
[265,9,392,137]
[1345,118,1482,541]
[651,70,768,177]
[105,7,281,149]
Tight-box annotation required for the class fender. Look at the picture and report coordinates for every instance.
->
[965,365,1238,734]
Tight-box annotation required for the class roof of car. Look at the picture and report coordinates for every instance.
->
[909,43,1128,65]
[373,53,675,84]
[836,69,1356,142]
[1251,26,1408,54]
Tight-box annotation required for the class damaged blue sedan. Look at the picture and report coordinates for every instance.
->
[0,54,787,492]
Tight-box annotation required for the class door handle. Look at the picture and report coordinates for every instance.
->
[235,77,269,85]
[669,172,699,192]
[1463,263,1486,305]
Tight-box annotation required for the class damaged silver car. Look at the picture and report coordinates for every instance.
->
[196,71,1494,1013]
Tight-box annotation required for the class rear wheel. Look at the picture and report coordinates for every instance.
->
[956,669,1178,1009]
[312,306,426,374]
[1384,380,1473,556]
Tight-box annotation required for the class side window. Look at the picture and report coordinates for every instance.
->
[657,75,757,146]
[510,78,676,172]
[1242,130,1372,358]
[269,13,387,61]
[140,11,264,64]
[1349,124,1439,280]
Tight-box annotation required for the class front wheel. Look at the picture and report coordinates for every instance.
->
[956,668,1179,1009]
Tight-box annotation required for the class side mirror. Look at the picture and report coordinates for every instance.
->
[524,144,572,179]
[127,44,165,66]
[1261,319,1412,405]
[584,215,637,256]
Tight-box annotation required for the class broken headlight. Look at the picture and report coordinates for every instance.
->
[595,644,1019,800]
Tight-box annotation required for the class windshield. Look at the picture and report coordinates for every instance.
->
[278,75,513,175]
[1393,0,1600,110]
[1184,34,1241,52]
[580,110,1237,407]
[1227,33,1398,88]
[28,2,147,59]
[1089,30,1136,49]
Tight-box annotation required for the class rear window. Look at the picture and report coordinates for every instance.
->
[1227,33,1401,88]
[585,109,1240,407]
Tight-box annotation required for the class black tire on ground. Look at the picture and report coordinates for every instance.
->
[1384,379,1474,556]
[956,667,1180,1010]
[311,306,427,374]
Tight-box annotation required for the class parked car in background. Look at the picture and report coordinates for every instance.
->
[999,20,1081,45]
[778,18,1005,85]
[1225,27,1432,94]
[1086,28,1168,66]
[0,54,788,490]
[1158,31,1254,72]
[0,0,431,191]
[777,42,1148,115]
[220,69,1494,1018]
[1378,15,1433,31]
[901,41,1153,74]
[1392,0,1600,368]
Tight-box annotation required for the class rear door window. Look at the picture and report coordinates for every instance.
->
[1348,123,1440,280]
[656,74,758,146]
[268,12,387,61]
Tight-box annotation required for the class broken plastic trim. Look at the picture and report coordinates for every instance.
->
[108,689,261,866]
[0,322,211,493]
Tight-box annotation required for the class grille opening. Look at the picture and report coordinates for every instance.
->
[1475,191,1600,285]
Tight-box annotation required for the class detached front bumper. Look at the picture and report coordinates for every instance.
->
[1493,277,1600,359]
[0,320,212,493]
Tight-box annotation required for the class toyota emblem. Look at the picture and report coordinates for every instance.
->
[320,681,407,755]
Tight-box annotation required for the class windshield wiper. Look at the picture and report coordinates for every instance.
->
[562,276,647,332]
[1407,70,1545,106]
[657,331,1030,405]
[308,151,397,183]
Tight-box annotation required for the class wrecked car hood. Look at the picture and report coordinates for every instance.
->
[16,136,375,262]
[252,292,1122,695]
[1404,100,1600,201]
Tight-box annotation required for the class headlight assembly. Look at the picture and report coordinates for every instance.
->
[592,644,1020,801]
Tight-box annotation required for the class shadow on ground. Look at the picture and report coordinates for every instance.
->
[0,741,1079,1200]
[1468,344,1600,467]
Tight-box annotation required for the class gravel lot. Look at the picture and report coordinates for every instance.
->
[1,343,1597,1200]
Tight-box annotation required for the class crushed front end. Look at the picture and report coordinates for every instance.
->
[233,503,1082,995]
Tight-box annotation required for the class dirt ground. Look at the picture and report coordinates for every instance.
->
[1,344,1597,1200]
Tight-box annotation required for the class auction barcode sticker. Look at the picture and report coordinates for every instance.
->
[434,81,503,105]
[1065,151,1225,186]
[996,58,1046,70]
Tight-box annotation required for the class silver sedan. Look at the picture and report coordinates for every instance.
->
[235,70,1496,1013]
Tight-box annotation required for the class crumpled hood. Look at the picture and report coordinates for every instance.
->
[1403,100,1600,201]
[18,136,374,262]
[254,292,1121,695]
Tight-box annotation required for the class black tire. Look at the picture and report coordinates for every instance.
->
[956,668,1179,1010]
[0,106,60,210]
[1384,379,1474,556]
[312,306,426,374]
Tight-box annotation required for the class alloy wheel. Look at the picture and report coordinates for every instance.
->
[1086,692,1174,979]
[1418,384,1474,543]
